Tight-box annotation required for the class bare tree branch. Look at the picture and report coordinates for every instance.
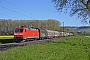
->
[52,0,90,23]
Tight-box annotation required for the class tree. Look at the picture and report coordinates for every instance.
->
[52,0,90,23]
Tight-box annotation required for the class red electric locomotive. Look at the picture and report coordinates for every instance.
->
[14,26,39,42]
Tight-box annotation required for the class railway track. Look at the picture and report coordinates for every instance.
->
[0,39,54,51]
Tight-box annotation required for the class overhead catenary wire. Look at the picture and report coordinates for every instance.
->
[0,0,39,32]
[0,5,32,19]
[4,0,16,7]
[3,0,33,19]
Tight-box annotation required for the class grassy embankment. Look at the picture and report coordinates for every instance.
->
[0,36,90,60]
[0,36,14,44]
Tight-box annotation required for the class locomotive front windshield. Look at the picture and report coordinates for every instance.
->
[15,29,23,32]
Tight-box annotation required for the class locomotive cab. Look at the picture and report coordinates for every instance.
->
[14,28,25,42]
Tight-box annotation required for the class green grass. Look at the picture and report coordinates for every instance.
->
[0,36,90,60]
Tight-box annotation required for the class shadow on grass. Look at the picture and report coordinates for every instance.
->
[0,39,14,44]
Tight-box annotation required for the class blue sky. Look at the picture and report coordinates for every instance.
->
[0,0,89,26]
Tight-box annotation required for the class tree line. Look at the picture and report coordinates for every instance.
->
[0,19,67,35]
